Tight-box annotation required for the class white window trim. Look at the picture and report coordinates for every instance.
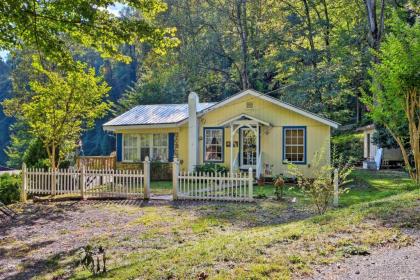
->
[122,133,169,162]
[203,127,224,163]
[283,127,306,164]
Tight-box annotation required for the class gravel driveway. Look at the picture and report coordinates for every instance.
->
[307,229,420,280]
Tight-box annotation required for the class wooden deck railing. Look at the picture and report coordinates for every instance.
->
[76,155,116,170]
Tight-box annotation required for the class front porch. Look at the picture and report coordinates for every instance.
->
[221,114,271,178]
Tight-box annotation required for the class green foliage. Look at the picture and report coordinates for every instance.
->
[117,54,187,111]
[195,163,229,175]
[22,139,49,169]
[0,173,21,205]
[331,133,364,164]
[0,0,178,65]
[362,13,419,181]
[372,124,401,149]
[288,148,352,214]
[3,60,111,169]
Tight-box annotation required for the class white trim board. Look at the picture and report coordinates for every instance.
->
[219,113,271,127]
[103,123,179,132]
[197,89,339,128]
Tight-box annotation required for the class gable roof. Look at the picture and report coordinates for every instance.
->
[196,89,339,128]
[103,103,215,129]
[104,89,339,131]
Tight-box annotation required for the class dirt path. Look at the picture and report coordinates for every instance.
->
[306,229,420,280]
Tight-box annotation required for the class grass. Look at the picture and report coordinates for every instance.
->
[16,170,420,280]
[254,169,418,207]
[150,180,173,195]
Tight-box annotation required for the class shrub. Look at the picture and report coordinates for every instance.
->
[287,147,352,214]
[331,132,363,164]
[0,173,22,205]
[273,174,285,200]
[195,163,229,174]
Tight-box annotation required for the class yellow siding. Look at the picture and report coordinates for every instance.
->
[198,95,331,177]
[177,125,189,170]
[113,94,332,177]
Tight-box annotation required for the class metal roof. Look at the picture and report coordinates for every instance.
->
[103,103,216,127]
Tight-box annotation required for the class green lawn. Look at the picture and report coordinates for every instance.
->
[24,170,419,280]
[254,169,418,207]
[150,180,173,195]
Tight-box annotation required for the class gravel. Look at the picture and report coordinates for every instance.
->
[306,229,420,280]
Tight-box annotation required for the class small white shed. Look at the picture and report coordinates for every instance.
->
[357,124,403,169]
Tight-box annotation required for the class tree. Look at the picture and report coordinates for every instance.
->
[0,0,178,65]
[3,59,111,169]
[363,14,419,182]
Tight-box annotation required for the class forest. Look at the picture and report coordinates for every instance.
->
[0,0,418,169]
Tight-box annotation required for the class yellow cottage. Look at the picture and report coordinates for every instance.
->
[103,89,339,179]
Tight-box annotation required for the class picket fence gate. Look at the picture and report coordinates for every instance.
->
[21,158,151,201]
[172,159,254,202]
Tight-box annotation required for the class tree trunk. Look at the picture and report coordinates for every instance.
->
[364,0,385,54]
[406,88,420,183]
[51,143,57,196]
[320,0,331,63]
[237,0,250,89]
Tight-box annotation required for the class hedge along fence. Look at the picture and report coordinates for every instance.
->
[21,157,151,201]
[172,158,254,202]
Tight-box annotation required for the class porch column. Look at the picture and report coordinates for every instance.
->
[230,123,233,174]
[256,124,260,179]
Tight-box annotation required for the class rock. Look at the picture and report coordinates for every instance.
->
[355,270,360,275]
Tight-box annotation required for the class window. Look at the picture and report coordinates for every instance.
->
[140,135,150,161]
[152,133,168,161]
[122,133,168,162]
[204,128,224,162]
[283,127,306,163]
[123,134,139,162]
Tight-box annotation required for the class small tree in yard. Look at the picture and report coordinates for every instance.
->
[4,60,110,170]
[363,14,419,183]
[288,148,353,214]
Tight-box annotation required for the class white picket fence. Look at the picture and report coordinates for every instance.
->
[21,158,151,201]
[172,159,254,202]
[25,168,80,195]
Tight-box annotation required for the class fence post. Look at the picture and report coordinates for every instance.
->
[143,156,151,199]
[172,158,179,200]
[248,167,253,201]
[21,163,27,203]
[333,168,339,207]
[80,166,86,200]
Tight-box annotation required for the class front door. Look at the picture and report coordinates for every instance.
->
[240,128,257,169]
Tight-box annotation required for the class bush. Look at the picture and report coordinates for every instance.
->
[288,148,352,214]
[332,132,363,164]
[0,173,22,205]
[195,163,229,174]
[23,139,50,168]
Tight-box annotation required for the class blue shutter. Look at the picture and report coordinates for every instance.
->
[116,133,122,162]
[168,133,175,162]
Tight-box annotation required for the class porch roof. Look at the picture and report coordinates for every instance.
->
[219,114,271,127]
[103,103,216,131]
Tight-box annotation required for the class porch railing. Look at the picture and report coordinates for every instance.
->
[76,154,116,170]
